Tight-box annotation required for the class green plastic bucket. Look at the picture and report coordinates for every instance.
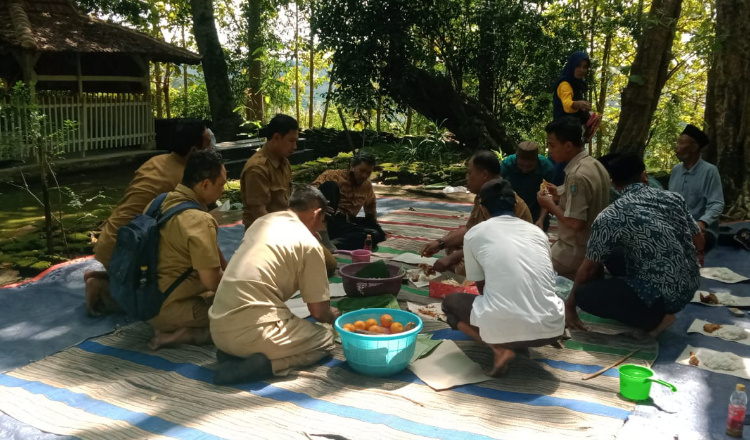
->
[618,364,677,401]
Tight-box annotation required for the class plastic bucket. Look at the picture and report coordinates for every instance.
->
[618,364,677,401]
[334,308,423,377]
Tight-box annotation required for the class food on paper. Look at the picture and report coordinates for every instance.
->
[717,292,739,306]
[713,325,748,341]
[689,351,700,366]
[702,352,744,371]
[442,279,461,287]
[700,292,719,305]
[704,323,723,333]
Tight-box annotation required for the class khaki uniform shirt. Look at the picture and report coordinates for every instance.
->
[149,184,221,329]
[551,150,610,268]
[466,192,533,230]
[95,152,186,267]
[240,146,292,228]
[209,211,330,332]
[312,169,377,218]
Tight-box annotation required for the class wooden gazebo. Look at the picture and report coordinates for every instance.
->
[0,0,201,157]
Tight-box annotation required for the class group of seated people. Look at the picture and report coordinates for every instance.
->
[84,113,726,381]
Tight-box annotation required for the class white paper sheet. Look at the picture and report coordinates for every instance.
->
[677,345,750,379]
[286,297,311,319]
[687,319,750,346]
[700,267,750,284]
[406,269,441,288]
[690,290,750,307]
[408,340,490,391]
[329,283,347,298]
[407,302,446,322]
[390,253,438,266]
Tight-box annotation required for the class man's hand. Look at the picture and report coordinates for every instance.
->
[565,302,587,331]
[697,221,707,233]
[432,255,453,273]
[537,190,556,211]
[573,100,592,112]
[535,217,545,230]
[421,240,441,257]
[545,183,558,197]
[330,306,341,319]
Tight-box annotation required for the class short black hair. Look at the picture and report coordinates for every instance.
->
[173,119,207,157]
[259,114,299,138]
[351,150,377,167]
[479,178,516,216]
[289,185,328,213]
[181,150,225,188]
[470,150,501,176]
[604,152,645,187]
[545,117,584,148]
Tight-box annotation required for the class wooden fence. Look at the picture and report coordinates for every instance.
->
[0,93,154,159]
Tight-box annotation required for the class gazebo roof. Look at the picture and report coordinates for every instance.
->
[0,0,202,64]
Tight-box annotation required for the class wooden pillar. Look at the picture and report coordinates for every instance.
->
[77,54,88,157]
[17,50,39,102]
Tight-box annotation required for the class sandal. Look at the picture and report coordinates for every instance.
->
[734,228,750,251]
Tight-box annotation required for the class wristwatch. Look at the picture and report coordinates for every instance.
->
[437,238,446,250]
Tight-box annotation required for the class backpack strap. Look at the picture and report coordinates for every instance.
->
[157,200,206,226]
[156,199,209,296]
[145,193,170,219]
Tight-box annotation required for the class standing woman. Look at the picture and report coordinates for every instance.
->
[552,51,600,142]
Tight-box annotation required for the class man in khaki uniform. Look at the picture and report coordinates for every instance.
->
[421,150,533,275]
[209,186,338,385]
[240,114,298,229]
[85,121,211,315]
[538,117,609,280]
[148,150,228,350]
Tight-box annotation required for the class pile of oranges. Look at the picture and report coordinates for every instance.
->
[341,313,414,335]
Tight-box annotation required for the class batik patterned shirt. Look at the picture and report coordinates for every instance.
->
[586,184,701,313]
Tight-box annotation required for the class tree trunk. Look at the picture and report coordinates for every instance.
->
[405,106,412,134]
[153,62,163,118]
[163,63,172,119]
[337,107,354,150]
[476,1,495,111]
[182,26,189,113]
[704,0,750,219]
[610,0,683,155]
[376,89,382,132]
[308,0,315,128]
[245,0,264,122]
[385,64,516,153]
[321,78,333,128]
[189,0,241,141]
[595,32,612,157]
[37,142,53,254]
[294,1,301,122]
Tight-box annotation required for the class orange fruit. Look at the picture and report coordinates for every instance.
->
[368,325,382,333]
[390,322,404,334]
[380,314,394,327]
[342,323,355,332]
[365,318,379,328]
[353,320,366,330]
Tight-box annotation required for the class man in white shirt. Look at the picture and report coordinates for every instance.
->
[442,179,565,376]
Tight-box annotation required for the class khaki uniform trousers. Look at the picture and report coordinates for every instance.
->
[212,316,335,376]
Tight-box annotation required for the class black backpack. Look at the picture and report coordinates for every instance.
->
[108,193,203,321]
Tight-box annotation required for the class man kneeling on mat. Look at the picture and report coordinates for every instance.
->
[564,153,703,338]
[442,178,565,376]
[209,185,340,384]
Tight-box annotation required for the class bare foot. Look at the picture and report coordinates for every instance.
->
[648,314,676,339]
[84,270,107,282]
[85,277,120,316]
[487,346,516,377]
[149,327,212,350]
